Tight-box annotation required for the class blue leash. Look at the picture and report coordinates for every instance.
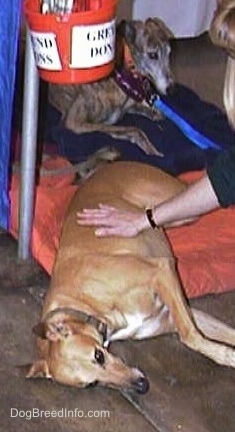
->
[154,97,222,151]
[141,76,222,151]
[114,69,222,151]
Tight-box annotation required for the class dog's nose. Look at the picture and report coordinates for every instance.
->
[166,82,175,95]
[133,376,150,394]
[86,380,99,388]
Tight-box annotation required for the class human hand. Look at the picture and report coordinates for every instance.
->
[76,204,147,237]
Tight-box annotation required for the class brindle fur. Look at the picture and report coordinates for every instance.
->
[49,18,174,156]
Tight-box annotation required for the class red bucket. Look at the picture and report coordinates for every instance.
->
[24,0,117,83]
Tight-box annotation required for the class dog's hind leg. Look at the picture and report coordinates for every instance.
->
[153,257,235,367]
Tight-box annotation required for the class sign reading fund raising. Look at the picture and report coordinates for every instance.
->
[71,20,116,68]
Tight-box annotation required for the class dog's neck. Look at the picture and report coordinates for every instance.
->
[113,67,145,103]
[113,40,146,103]
[43,300,133,347]
[113,65,158,107]
[44,307,108,343]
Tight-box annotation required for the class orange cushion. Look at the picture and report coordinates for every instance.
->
[168,171,235,297]
[10,159,235,298]
[10,157,77,274]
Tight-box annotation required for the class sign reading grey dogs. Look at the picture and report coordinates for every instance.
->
[29,19,116,71]
[71,20,116,68]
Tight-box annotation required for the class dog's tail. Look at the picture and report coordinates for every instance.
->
[12,146,121,183]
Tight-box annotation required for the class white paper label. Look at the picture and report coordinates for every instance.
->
[30,31,62,70]
[71,19,116,68]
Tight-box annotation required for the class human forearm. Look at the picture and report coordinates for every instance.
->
[149,174,220,228]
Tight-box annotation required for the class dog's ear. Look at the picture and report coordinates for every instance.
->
[117,19,141,44]
[33,321,72,341]
[115,20,126,68]
[26,359,52,379]
[116,19,128,38]
[146,17,174,40]
[32,321,47,339]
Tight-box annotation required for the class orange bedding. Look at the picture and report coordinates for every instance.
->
[10,157,235,298]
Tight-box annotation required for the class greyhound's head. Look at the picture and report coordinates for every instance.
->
[27,317,149,394]
[118,17,174,95]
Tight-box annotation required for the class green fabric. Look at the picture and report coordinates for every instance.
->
[207,145,235,208]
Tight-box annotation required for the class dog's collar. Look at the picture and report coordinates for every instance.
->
[113,68,145,103]
[45,307,107,343]
[114,67,222,152]
[113,68,159,106]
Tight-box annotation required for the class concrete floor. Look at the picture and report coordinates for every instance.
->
[1,34,235,432]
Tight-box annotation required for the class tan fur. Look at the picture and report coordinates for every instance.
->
[49,18,174,157]
[28,162,235,393]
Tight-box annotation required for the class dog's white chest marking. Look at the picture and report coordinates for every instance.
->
[109,303,170,342]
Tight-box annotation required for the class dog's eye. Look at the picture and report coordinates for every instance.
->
[94,348,105,366]
[148,52,159,60]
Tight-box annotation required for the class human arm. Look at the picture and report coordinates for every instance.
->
[148,174,220,228]
[76,173,220,237]
[150,146,235,228]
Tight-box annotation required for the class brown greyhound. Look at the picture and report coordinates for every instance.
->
[28,161,235,394]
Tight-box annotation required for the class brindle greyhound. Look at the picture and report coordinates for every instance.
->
[49,18,174,157]
[28,161,235,394]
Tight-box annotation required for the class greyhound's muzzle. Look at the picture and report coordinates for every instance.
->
[131,375,150,394]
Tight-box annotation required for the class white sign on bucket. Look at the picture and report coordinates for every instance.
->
[30,31,62,70]
[71,19,116,69]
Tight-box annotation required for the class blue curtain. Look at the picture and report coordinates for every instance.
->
[0,0,22,229]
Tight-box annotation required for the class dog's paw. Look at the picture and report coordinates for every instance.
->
[75,146,121,182]
[152,109,164,122]
[126,129,164,157]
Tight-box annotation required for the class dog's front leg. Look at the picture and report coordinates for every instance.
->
[191,308,235,347]
[127,102,163,122]
[64,119,163,157]
[154,257,235,368]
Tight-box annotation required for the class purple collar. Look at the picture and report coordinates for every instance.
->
[113,68,146,103]
[113,68,159,106]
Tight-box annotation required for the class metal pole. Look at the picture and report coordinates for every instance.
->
[18,27,39,259]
